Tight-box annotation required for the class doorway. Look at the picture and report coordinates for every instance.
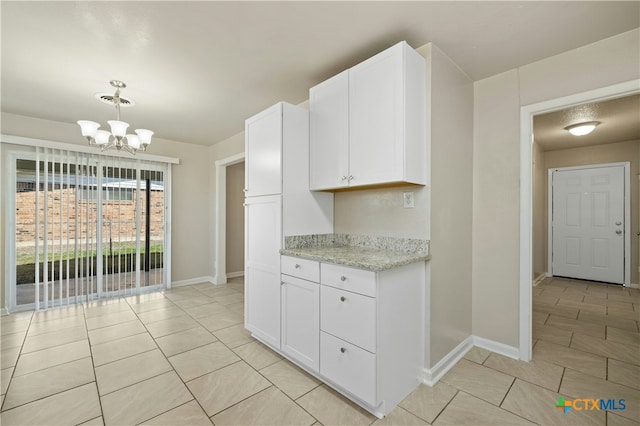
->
[550,164,628,284]
[519,79,640,361]
[214,152,245,284]
[9,149,168,311]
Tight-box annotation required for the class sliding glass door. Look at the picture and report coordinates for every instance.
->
[12,148,168,310]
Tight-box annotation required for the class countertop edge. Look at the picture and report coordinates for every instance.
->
[279,249,431,272]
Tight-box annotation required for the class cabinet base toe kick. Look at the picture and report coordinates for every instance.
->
[248,332,421,419]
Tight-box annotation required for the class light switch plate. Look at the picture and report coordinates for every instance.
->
[403,192,414,208]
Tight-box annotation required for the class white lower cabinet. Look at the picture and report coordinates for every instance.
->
[281,274,320,372]
[274,255,424,418]
[320,331,376,405]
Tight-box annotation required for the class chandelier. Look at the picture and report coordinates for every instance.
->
[77,80,153,154]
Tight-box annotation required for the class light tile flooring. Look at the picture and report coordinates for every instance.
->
[0,276,638,425]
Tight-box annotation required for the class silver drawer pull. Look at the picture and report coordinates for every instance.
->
[340,347,346,353]
[340,275,347,282]
[340,296,346,302]
[295,264,301,269]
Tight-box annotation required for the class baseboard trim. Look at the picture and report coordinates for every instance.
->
[226,271,244,279]
[422,335,520,386]
[628,283,639,289]
[423,336,473,386]
[533,273,547,286]
[473,336,520,359]
[0,308,9,316]
[171,276,215,287]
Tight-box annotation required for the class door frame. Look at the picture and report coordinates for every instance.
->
[519,79,639,361]
[213,152,245,284]
[547,162,630,285]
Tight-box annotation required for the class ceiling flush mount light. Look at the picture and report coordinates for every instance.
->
[77,80,153,154]
[564,121,600,136]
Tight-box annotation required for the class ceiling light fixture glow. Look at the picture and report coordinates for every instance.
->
[77,80,153,154]
[564,121,600,136]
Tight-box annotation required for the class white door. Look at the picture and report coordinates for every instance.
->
[552,165,625,284]
[281,274,319,372]
[244,195,281,347]
[245,103,282,197]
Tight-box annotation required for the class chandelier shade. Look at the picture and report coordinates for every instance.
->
[77,80,153,154]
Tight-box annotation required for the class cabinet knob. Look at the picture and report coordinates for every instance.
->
[348,175,354,181]
[281,281,285,285]
[340,347,346,353]
[340,275,347,282]
[341,176,347,181]
[340,296,346,302]
[295,264,301,269]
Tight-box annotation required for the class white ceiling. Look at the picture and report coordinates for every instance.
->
[1,1,639,146]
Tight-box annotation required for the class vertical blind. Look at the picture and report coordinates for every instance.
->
[19,147,167,309]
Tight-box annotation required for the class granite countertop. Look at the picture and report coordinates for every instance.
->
[280,234,430,272]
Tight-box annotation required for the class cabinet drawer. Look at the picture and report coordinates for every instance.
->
[320,285,376,352]
[320,332,376,406]
[321,263,376,297]
[281,256,320,282]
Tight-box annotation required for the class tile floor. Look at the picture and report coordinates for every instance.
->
[0,276,638,425]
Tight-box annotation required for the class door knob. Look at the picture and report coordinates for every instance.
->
[615,221,622,226]
[616,229,622,235]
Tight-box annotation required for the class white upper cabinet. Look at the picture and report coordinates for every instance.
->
[309,41,426,191]
[245,103,283,197]
[309,71,349,190]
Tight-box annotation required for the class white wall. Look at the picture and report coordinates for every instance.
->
[472,28,640,348]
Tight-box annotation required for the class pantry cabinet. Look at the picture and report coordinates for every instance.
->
[309,41,426,191]
[244,102,333,350]
[244,195,282,348]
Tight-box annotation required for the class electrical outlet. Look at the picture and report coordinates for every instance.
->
[403,192,414,208]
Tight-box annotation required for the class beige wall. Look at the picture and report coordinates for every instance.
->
[532,142,546,279]
[1,112,212,311]
[541,140,640,284]
[226,161,245,275]
[472,28,640,347]
[472,69,522,347]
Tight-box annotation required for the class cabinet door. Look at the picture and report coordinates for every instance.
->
[281,275,319,372]
[245,195,281,348]
[349,43,404,187]
[245,103,282,197]
[309,71,349,190]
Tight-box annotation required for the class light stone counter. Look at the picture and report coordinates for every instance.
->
[280,234,430,272]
